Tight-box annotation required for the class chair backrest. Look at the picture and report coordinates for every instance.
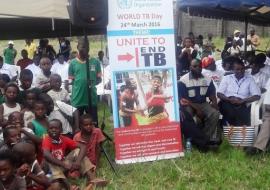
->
[250,93,265,136]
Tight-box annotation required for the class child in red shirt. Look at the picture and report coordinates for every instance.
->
[42,119,107,187]
[73,114,105,166]
[145,75,171,125]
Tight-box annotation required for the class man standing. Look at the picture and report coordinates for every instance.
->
[178,59,221,151]
[68,38,102,126]
[3,41,17,65]
[59,37,71,61]
[25,39,37,59]
[247,28,260,47]
[218,57,260,126]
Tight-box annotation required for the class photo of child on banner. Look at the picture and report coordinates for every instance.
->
[117,69,174,128]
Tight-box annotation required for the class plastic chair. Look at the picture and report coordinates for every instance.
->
[251,93,265,136]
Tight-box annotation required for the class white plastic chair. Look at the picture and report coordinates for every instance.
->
[251,93,265,136]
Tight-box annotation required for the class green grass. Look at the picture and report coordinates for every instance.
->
[2,37,269,64]
[0,36,107,62]
[213,37,270,51]
[95,102,270,190]
[212,37,270,60]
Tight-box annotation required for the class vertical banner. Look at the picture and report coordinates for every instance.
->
[107,0,183,164]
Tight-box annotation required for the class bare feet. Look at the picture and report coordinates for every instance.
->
[89,178,109,187]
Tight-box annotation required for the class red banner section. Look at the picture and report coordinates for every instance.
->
[114,122,183,164]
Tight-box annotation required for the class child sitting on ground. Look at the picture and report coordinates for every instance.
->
[35,57,52,92]
[0,74,10,104]
[43,119,107,188]
[0,150,26,189]
[7,111,36,142]
[0,126,21,151]
[18,69,41,104]
[74,114,105,166]
[47,74,70,104]
[0,83,21,127]
[21,90,37,127]
[40,93,79,137]
[13,142,51,190]
[27,100,49,143]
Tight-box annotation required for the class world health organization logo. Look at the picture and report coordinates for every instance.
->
[117,0,133,9]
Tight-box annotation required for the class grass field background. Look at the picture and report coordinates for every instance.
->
[1,36,270,62]
[98,102,270,190]
[1,37,270,189]
[0,36,107,62]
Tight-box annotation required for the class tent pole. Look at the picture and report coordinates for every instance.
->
[244,16,248,61]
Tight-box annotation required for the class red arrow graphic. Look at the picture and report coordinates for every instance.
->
[118,53,134,62]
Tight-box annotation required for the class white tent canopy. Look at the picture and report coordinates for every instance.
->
[0,0,69,19]
[0,0,106,39]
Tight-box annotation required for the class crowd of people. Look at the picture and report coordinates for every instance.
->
[0,38,109,189]
[0,27,270,188]
[177,28,270,154]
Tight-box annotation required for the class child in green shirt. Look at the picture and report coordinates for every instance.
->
[68,38,101,126]
[0,73,11,104]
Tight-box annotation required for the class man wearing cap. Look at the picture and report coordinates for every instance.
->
[3,41,17,65]
[201,57,224,88]
[233,30,243,47]
[247,28,260,47]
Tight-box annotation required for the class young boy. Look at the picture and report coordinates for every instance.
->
[35,57,52,92]
[27,100,49,144]
[0,73,10,104]
[0,150,26,190]
[0,83,21,127]
[43,119,107,186]
[25,54,41,88]
[18,69,41,104]
[7,112,35,141]
[16,49,33,70]
[68,38,102,125]
[119,79,141,127]
[145,75,171,125]
[47,74,70,105]
[51,54,69,84]
[178,37,197,77]
[0,126,21,151]
[39,93,79,137]
[21,90,37,127]
[73,114,105,166]
[13,142,51,190]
